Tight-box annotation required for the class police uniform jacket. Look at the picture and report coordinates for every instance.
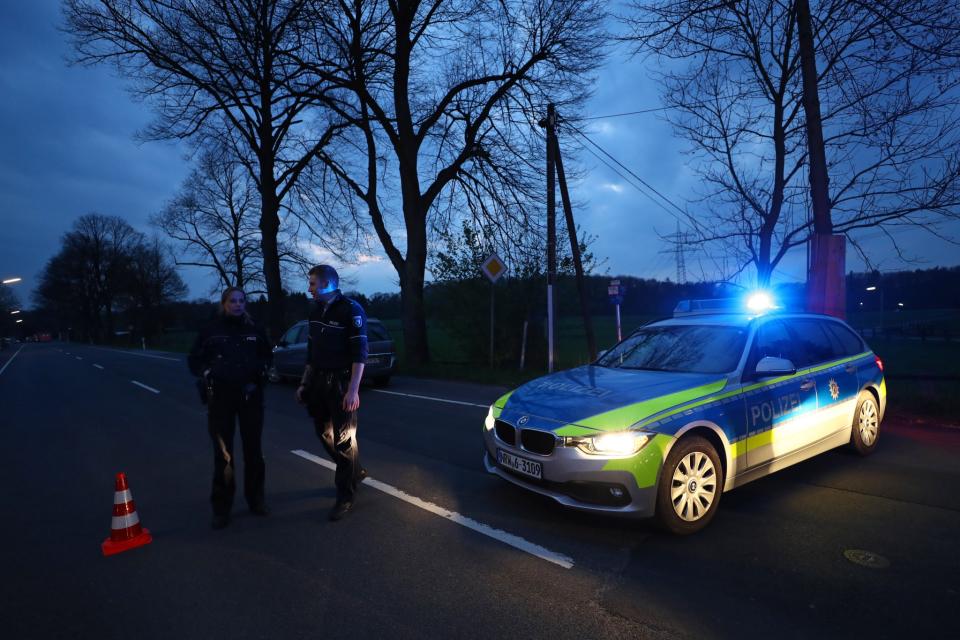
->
[188,314,273,386]
[306,291,368,372]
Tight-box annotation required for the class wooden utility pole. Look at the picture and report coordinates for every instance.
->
[552,133,598,361]
[796,0,846,318]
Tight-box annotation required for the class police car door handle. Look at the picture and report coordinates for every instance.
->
[799,380,816,391]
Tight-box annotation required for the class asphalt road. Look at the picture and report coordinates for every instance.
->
[1,343,958,639]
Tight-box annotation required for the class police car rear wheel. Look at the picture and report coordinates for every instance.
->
[850,391,880,456]
[655,436,723,535]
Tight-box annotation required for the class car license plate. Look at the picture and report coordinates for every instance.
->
[497,449,542,480]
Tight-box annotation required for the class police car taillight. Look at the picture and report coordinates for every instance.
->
[875,355,884,372]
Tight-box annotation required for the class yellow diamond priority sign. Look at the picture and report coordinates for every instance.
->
[481,252,507,283]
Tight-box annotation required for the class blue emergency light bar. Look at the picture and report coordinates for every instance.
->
[674,291,777,317]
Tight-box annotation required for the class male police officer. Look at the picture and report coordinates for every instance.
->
[296,265,368,521]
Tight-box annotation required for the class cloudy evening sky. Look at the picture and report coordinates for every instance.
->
[1,1,957,306]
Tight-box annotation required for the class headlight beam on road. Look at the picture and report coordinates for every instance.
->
[291,449,574,569]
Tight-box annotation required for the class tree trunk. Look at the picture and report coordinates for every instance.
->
[795,0,832,235]
[104,297,115,344]
[400,225,430,366]
[757,216,775,287]
[796,0,845,317]
[259,186,285,340]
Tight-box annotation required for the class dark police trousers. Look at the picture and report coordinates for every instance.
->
[208,384,265,515]
[307,370,361,503]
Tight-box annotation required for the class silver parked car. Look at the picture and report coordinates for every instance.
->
[268,317,397,386]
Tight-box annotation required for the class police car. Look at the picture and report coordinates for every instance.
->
[482,296,886,534]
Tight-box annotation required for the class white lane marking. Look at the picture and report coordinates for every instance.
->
[0,345,25,377]
[93,364,104,370]
[291,449,574,569]
[131,380,160,394]
[75,356,83,360]
[369,388,488,409]
[88,346,181,362]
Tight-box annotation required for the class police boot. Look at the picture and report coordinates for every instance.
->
[328,500,353,522]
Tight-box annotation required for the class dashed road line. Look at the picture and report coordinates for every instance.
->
[88,346,181,362]
[75,356,83,360]
[93,364,104,370]
[131,380,160,394]
[291,449,574,569]
[369,388,488,409]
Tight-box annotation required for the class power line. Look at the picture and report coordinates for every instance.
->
[562,122,691,222]
[569,134,688,224]
[568,107,672,121]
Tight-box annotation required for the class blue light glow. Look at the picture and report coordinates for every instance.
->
[746,291,776,312]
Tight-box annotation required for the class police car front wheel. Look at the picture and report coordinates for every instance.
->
[655,436,723,535]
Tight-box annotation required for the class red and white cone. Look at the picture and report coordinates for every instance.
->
[101,472,152,556]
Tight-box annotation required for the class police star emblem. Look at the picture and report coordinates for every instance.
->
[829,378,840,401]
[353,316,363,328]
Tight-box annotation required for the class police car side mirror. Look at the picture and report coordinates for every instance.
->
[755,356,796,378]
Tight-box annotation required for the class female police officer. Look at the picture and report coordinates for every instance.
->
[188,287,273,529]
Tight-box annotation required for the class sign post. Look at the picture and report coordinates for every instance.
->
[608,279,624,343]
[481,253,508,367]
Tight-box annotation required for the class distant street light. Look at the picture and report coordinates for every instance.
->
[898,302,904,307]
[2,277,22,285]
[10,310,20,315]
[865,285,877,291]
[15,319,23,323]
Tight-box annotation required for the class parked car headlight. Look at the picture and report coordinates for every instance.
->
[564,431,651,456]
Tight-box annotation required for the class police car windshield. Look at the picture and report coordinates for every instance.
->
[596,325,748,374]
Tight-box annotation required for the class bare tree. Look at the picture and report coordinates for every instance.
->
[153,146,313,296]
[123,236,188,337]
[74,214,143,340]
[35,214,144,342]
[302,0,609,364]
[153,148,266,294]
[624,0,960,285]
[63,0,349,338]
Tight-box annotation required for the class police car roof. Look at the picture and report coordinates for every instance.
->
[650,311,849,329]
[650,314,756,328]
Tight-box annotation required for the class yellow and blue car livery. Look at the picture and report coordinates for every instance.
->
[482,311,886,533]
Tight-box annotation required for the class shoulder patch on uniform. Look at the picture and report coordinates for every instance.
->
[353,315,363,328]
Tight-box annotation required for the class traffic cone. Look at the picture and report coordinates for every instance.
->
[101,472,152,556]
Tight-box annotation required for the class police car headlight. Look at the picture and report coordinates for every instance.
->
[565,432,651,456]
[484,405,495,431]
